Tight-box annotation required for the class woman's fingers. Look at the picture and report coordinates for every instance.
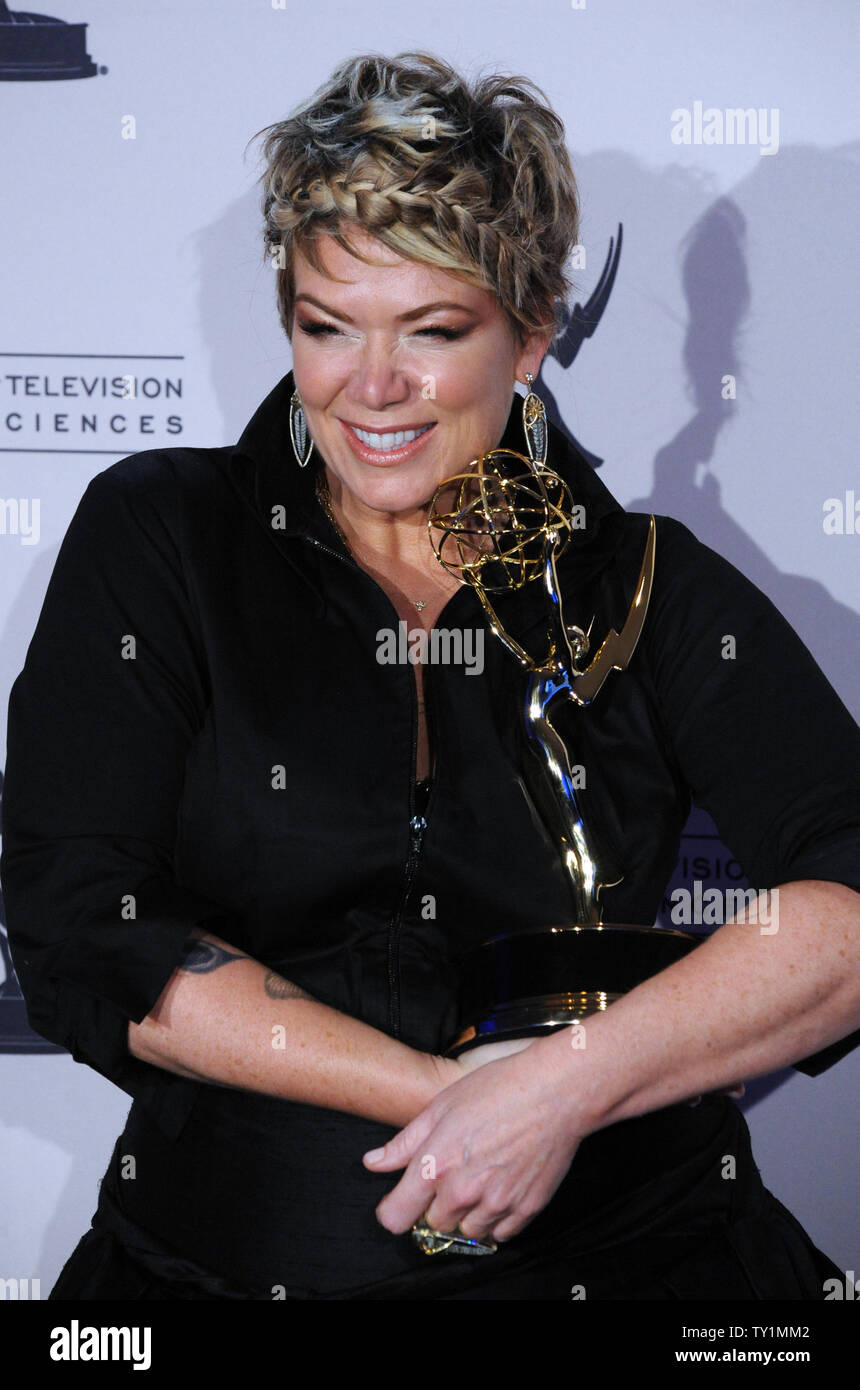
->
[373,1147,448,1234]
[367,1040,584,1242]
[421,1165,510,1236]
[362,1106,433,1173]
[490,1209,534,1243]
[454,1037,540,1074]
[449,1177,546,1244]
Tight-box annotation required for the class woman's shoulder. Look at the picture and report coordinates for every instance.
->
[606,507,779,626]
[67,445,242,557]
[86,444,237,505]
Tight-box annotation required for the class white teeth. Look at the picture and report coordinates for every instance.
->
[352,424,432,450]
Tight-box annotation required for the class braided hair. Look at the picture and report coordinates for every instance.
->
[250,51,581,347]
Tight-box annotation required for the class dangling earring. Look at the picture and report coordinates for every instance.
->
[289,389,314,468]
[522,372,548,468]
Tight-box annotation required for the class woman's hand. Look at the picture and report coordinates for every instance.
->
[363,1038,584,1244]
[451,1036,541,1073]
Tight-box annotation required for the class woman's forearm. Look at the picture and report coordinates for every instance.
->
[127,928,452,1127]
[538,879,860,1135]
[364,879,860,1242]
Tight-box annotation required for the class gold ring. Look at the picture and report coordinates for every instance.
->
[411,1219,498,1257]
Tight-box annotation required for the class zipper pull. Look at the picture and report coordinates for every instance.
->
[410,813,427,856]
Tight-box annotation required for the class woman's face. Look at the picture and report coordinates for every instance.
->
[290,225,551,516]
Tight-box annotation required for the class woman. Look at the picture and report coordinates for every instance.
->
[2,51,859,1301]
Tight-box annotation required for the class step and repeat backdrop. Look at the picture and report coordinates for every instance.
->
[1,0,858,1296]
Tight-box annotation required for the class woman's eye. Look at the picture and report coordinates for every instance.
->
[297,320,340,336]
[416,326,465,341]
[296,320,466,341]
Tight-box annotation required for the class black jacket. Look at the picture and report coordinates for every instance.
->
[3,369,859,1154]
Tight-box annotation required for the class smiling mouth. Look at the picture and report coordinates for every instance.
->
[348,423,434,452]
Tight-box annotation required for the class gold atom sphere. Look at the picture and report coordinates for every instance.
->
[428,449,575,594]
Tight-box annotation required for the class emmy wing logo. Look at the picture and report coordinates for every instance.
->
[0,2,104,81]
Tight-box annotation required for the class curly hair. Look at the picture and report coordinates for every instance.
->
[250,51,581,347]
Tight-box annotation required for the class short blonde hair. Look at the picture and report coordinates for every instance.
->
[252,51,581,347]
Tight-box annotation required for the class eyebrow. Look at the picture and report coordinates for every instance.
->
[294,295,479,324]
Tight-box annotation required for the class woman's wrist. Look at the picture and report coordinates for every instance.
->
[423,1049,462,1096]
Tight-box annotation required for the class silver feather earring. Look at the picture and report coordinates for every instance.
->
[522,372,548,468]
[289,390,314,468]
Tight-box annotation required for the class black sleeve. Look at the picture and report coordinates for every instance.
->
[642,515,860,1077]
[0,457,237,1139]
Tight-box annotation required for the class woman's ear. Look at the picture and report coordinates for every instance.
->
[514,322,554,385]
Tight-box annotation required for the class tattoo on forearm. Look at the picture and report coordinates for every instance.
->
[264,970,314,1001]
[180,940,246,973]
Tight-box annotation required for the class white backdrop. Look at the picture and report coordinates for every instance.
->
[1,0,858,1295]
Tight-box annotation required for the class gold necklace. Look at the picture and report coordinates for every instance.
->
[315,470,430,612]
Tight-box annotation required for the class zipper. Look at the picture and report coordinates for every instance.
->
[387,802,428,1038]
[305,534,361,571]
[305,533,436,1040]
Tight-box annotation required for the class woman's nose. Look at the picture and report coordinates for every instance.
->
[344,343,411,413]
